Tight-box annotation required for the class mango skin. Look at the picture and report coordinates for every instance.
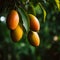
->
[29,14,40,32]
[11,25,23,42]
[28,31,40,46]
[6,10,19,30]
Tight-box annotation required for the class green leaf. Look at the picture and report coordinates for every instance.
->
[55,0,60,11]
[28,3,36,16]
[39,3,47,22]
[18,7,30,32]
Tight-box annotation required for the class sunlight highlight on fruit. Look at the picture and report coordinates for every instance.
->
[29,14,40,32]
[28,31,40,46]
[6,10,19,30]
[11,25,23,42]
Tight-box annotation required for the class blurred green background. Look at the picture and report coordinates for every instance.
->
[0,0,60,60]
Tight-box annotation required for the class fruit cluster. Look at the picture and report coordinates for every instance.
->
[6,10,23,42]
[28,14,40,46]
[6,10,40,47]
